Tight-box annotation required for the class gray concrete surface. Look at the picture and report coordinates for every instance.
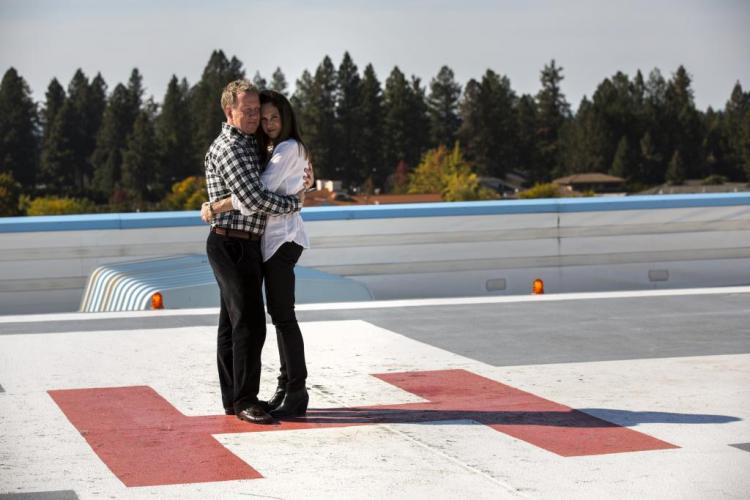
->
[2,291,748,367]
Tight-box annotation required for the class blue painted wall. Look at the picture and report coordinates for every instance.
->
[1,193,748,233]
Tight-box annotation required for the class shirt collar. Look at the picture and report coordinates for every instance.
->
[222,122,255,143]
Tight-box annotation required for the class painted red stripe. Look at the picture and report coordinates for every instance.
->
[373,369,678,457]
[49,386,262,486]
[48,369,677,487]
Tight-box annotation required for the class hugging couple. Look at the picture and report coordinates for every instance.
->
[201,79,313,425]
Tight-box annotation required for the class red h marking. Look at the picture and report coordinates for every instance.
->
[48,369,676,487]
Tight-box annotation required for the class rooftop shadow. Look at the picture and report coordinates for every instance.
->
[286,407,740,428]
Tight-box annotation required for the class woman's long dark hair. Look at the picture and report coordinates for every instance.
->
[256,89,309,165]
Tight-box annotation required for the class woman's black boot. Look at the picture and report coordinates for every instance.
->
[270,387,309,418]
[264,386,286,412]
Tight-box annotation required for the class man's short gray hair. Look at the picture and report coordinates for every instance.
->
[221,79,258,110]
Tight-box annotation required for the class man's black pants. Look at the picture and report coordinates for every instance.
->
[206,231,266,413]
[263,241,307,392]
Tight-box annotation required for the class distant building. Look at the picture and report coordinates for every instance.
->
[303,189,442,207]
[478,176,522,197]
[638,180,749,195]
[553,173,626,194]
[316,179,343,192]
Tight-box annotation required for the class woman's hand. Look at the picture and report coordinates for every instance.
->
[296,189,306,206]
[304,161,315,190]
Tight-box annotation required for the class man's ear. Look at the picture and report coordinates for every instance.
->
[223,105,232,121]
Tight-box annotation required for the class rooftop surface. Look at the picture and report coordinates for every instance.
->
[1,286,749,499]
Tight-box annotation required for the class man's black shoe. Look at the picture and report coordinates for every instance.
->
[237,404,274,425]
[270,388,309,419]
[265,386,286,412]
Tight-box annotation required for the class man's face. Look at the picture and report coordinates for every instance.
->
[225,91,260,135]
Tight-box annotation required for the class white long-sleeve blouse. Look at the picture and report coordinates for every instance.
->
[231,139,310,261]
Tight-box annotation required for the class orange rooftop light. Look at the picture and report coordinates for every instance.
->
[151,292,164,310]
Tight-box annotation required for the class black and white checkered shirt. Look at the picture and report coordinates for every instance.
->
[205,122,300,235]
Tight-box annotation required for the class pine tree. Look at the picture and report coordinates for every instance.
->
[610,135,637,180]
[84,73,108,184]
[156,76,195,189]
[638,132,666,184]
[457,78,481,169]
[39,79,67,191]
[253,71,267,90]
[535,60,571,180]
[723,82,750,180]
[91,84,135,198]
[295,56,338,179]
[122,108,159,203]
[458,70,518,178]
[742,110,750,180]
[664,66,704,179]
[666,150,686,185]
[589,72,645,175]
[39,99,77,193]
[0,68,39,188]
[383,67,429,179]
[41,79,65,144]
[560,96,606,177]
[382,66,410,172]
[408,76,430,168]
[89,70,142,199]
[358,64,385,188]
[483,70,518,177]
[190,51,245,165]
[291,69,314,134]
[516,93,540,181]
[335,52,363,187]
[65,69,94,192]
[643,68,670,181]
[639,131,663,184]
[270,67,288,96]
[702,107,730,180]
[633,70,647,110]
[126,68,144,117]
[427,66,461,148]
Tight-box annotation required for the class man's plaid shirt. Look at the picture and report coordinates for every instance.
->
[205,122,300,235]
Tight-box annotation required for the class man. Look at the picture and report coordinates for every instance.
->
[203,79,307,424]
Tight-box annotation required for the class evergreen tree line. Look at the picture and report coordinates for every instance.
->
[1,50,749,214]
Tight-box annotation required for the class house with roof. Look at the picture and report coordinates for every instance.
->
[553,173,626,194]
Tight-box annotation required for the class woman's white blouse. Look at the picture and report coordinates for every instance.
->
[231,139,310,261]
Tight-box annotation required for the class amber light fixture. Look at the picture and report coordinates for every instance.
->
[532,279,544,295]
[151,292,164,309]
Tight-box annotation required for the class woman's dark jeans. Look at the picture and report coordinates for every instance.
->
[263,241,307,392]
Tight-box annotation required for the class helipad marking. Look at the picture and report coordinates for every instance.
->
[48,369,677,487]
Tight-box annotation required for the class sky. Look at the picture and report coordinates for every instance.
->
[1,0,749,111]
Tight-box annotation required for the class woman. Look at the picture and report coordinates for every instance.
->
[203,89,310,418]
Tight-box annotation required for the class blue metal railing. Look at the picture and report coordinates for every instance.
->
[1,193,748,233]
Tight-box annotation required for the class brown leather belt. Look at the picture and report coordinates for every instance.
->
[211,226,261,241]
